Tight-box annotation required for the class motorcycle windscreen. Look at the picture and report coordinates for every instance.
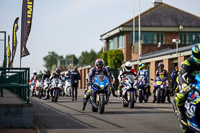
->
[125,75,136,83]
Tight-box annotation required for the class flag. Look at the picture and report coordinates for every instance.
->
[21,0,34,58]
[7,35,12,68]
[11,17,19,67]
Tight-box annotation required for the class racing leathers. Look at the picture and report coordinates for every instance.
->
[153,69,170,103]
[81,66,110,111]
[138,69,151,95]
[175,57,200,120]
[42,73,51,100]
[118,68,137,97]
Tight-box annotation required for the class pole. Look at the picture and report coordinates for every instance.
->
[138,0,141,61]
[133,0,135,46]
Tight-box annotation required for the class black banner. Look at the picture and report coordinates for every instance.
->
[21,0,34,58]
[7,35,12,68]
[11,17,19,67]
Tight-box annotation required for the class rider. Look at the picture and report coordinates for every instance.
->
[105,66,117,97]
[42,70,51,100]
[50,68,62,81]
[31,70,37,84]
[175,44,200,121]
[81,58,109,111]
[153,63,170,103]
[138,63,151,95]
[118,61,137,97]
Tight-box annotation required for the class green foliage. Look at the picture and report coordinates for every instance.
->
[78,49,101,66]
[107,49,124,69]
[100,52,107,66]
[43,51,61,70]
[65,54,79,65]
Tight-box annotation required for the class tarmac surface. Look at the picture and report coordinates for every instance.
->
[31,89,182,133]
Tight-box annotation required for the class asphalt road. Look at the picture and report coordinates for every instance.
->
[32,89,181,133]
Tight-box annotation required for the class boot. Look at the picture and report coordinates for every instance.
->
[153,94,156,103]
[81,101,87,111]
[167,95,171,103]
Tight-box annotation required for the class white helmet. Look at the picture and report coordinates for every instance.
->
[33,70,37,74]
[125,61,132,72]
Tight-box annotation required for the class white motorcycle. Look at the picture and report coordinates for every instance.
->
[43,78,51,99]
[121,75,138,108]
[64,79,72,97]
[50,78,63,102]
[36,78,43,98]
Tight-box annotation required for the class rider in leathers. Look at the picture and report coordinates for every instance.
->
[138,63,151,95]
[105,66,117,97]
[81,59,110,111]
[42,70,51,100]
[153,63,170,103]
[118,61,137,97]
[174,44,200,121]
[49,68,63,95]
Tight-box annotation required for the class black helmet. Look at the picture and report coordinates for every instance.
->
[56,68,61,74]
[158,63,164,68]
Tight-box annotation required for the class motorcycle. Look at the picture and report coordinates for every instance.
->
[50,78,63,102]
[90,75,110,114]
[43,78,51,99]
[64,79,72,97]
[137,77,149,103]
[121,74,138,108]
[172,74,200,133]
[153,77,167,103]
[36,78,43,98]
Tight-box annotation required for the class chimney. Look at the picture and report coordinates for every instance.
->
[153,0,162,6]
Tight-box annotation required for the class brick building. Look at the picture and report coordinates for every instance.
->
[100,1,200,91]
[100,1,200,62]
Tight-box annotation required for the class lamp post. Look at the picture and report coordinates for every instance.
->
[172,39,180,56]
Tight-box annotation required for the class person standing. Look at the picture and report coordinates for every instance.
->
[170,66,178,95]
[70,66,81,101]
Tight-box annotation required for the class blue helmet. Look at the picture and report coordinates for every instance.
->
[192,44,200,64]
[139,63,145,70]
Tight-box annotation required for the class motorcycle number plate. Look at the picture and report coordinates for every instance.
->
[156,81,162,85]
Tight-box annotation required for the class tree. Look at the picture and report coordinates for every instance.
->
[107,49,124,68]
[78,49,101,66]
[100,52,108,66]
[65,54,79,65]
[43,51,62,70]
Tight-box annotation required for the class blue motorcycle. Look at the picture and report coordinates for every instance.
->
[173,74,200,133]
[91,75,110,114]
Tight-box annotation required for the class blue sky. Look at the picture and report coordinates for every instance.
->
[0,0,200,73]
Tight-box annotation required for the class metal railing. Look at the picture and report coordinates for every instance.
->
[0,68,30,103]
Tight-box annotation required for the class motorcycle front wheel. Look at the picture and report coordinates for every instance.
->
[99,95,105,114]
[129,91,135,108]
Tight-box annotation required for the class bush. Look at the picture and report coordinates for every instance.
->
[100,52,107,66]
[107,50,124,69]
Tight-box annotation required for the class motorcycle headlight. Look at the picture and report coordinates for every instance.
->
[160,85,163,88]
[100,84,104,89]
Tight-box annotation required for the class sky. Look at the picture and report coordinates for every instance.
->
[0,0,200,73]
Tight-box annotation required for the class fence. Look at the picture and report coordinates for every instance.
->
[0,68,30,103]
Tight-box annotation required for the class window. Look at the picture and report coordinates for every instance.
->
[119,35,125,48]
[113,36,118,49]
[180,33,187,45]
[130,31,139,45]
[60,60,66,66]
[157,33,164,44]
[143,32,154,44]
[189,33,199,44]
[109,39,113,50]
